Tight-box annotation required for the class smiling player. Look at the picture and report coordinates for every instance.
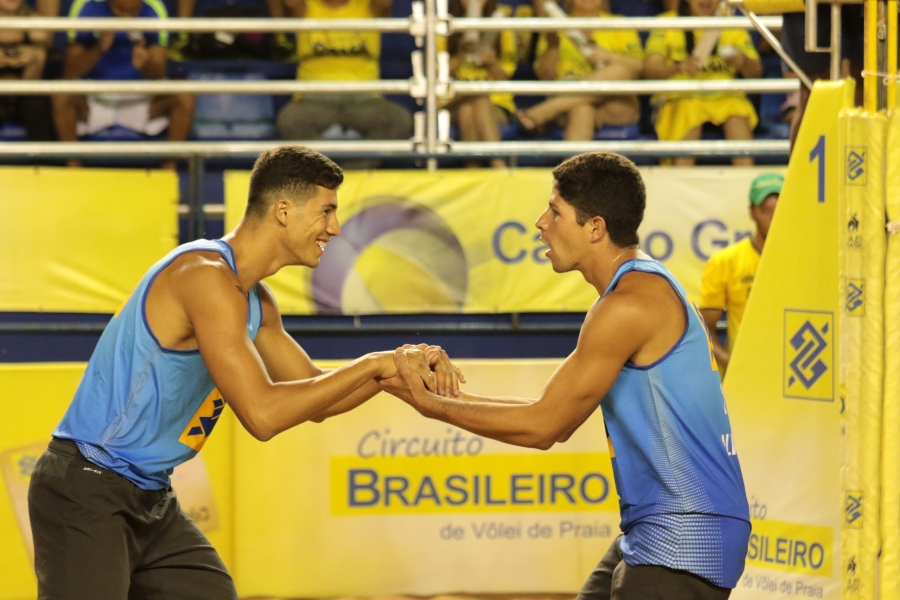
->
[28,146,460,600]
[384,151,751,599]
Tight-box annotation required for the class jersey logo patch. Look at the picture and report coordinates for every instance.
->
[179,389,225,451]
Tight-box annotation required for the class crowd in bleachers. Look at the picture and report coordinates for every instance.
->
[0,0,798,167]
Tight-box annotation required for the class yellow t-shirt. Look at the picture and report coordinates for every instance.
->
[534,12,643,80]
[699,236,761,351]
[644,10,759,100]
[297,0,380,81]
[441,26,518,114]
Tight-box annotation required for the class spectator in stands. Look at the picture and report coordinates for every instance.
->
[275,0,413,169]
[643,0,762,166]
[0,0,54,140]
[445,0,517,168]
[699,172,782,372]
[516,0,643,141]
[51,0,196,169]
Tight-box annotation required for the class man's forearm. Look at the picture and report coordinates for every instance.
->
[241,354,386,440]
[310,380,382,422]
[138,55,166,79]
[64,45,104,78]
[407,391,551,449]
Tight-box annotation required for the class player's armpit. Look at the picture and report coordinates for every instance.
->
[176,260,399,440]
[253,282,323,383]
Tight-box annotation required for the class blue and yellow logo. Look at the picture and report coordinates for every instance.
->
[845,491,862,529]
[784,310,833,401]
[846,279,865,316]
[846,146,867,186]
[179,388,225,451]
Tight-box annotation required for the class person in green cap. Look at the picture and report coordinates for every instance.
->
[699,172,782,372]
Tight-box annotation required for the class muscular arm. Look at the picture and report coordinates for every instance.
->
[252,283,383,423]
[63,42,106,79]
[642,52,681,79]
[390,289,654,450]
[177,259,413,441]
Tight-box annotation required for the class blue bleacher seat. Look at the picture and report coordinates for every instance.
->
[80,124,161,141]
[188,70,276,140]
[542,122,641,141]
[0,122,28,141]
[380,0,419,115]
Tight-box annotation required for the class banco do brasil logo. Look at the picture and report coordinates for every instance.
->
[846,279,865,316]
[783,310,833,401]
[846,147,866,185]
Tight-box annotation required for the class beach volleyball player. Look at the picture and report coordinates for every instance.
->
[27,146,462,599]
[385,152,751,599]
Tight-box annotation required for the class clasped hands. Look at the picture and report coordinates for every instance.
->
[375,344,465,402]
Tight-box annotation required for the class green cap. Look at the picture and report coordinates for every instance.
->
[749,173,783,206]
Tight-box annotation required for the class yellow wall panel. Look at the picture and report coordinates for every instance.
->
[0,167,179,313]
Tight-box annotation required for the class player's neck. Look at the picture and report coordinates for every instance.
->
[584,244,639,295]
[220,223,284,290]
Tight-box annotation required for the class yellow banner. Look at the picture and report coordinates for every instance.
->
[724,80,854,600]
[224,167,781,315]
[0,167,179,313]
[0,364,234,600]
[1,353,849,598]
[329,452,617,515]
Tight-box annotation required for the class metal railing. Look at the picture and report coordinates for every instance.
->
[0,9,800,231]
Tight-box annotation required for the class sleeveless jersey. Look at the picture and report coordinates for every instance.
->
[600,258,750,588]
[54,240,262,490]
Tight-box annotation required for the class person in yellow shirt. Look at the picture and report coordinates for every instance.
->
[643,0,762,166]
[699,172,782,372]
[275,0,413,168]
[515,0,643,141]
[445,0,518,169]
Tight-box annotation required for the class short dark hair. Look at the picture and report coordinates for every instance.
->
[246,146,344,218]
[552,152,645,248]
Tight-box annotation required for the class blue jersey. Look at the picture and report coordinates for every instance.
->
[600,258,750,588]
[54,240,262,490]
[68,0,169,81]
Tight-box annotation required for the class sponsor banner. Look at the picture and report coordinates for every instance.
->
[0,364,234,600]
[1,355,841,598]
[724,81,852,599]
[224,167,781,315]
[0,167,178,313]
[231,359,622,597]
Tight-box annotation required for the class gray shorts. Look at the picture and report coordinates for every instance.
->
[575,535,732,600]
[28,438,237,600]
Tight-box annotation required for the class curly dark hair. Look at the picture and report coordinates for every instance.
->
[245,146,344,219]
[552,152,646,248]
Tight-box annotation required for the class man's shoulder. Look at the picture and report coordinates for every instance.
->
[138,0,167,19]
[72,0,110,18]
[163,250,238,290]
[603,270,678,318]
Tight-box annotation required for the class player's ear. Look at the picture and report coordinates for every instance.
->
[274,198,290,226]
[588,216,607,242]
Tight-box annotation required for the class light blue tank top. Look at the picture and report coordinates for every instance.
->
[54,240,262,490]
[600,258,750,588]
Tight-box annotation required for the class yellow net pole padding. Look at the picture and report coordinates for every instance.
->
[741,0,804,14]
[857,111,886,600]
[888,0,897,108]
[865,0,879,110]
[839,105,863,599]
[880,101,900,599]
